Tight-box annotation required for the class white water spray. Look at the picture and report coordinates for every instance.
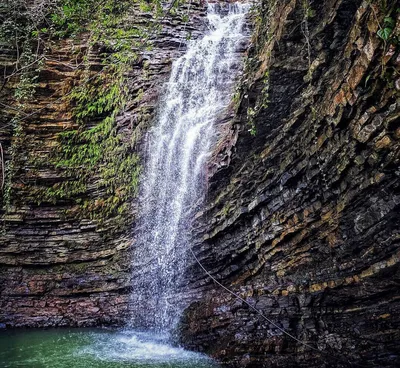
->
[130,2,250,333]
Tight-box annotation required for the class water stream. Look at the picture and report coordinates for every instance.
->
[130,1,250,334]
[0,3,249,367]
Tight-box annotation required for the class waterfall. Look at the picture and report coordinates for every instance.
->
[130,2,249,334]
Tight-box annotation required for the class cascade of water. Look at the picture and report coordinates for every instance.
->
[130,2,250,334]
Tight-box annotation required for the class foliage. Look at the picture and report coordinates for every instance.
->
[1,0,190,230]
[377,16,396,40]
[372,4,400,82]
[232,1,275,137]
[40,0,145,226]
[45,67,142,224]
[0,0,58,212]
[50,0,98,37]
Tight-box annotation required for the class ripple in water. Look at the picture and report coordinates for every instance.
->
[0,329,218,368]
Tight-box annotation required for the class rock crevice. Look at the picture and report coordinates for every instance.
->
[180,0,400,367]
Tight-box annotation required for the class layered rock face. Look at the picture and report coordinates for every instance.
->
[0,1,206,327]
[1,1,400,367]
[181,0,400,367]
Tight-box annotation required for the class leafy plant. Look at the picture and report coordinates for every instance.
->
[377,16,395,40]
[1,0,191,230]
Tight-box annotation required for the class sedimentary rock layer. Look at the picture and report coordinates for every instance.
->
[0,1,206,327]
[181,0,400,367]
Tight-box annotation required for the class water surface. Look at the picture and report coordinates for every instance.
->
[0,329,218,368]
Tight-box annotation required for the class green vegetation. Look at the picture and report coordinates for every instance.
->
[42,1,140,225]
[0,0,187,231]
[371,4,400,84]
[377,16,395,40]
[231,2,274,137]
[44,68,141,224]
[37,0,148,227]
[0,1,50,213]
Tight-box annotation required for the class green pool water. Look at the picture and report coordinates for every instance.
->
[0,329,218,368]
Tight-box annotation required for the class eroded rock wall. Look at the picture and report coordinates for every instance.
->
[181,0,400,367]
[0,1,207,327]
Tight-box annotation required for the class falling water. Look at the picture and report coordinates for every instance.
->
[130,2,250,334]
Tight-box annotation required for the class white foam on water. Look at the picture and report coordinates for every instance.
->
[77,330,214,365]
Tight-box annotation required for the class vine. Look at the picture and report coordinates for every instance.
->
[39,0,147,227]
[1,0,189,231]
[0,0,51,212]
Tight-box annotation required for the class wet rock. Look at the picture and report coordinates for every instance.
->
[180,0,400,367]
[0,1,208,328]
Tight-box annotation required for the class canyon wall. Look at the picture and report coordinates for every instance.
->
[0,1,206,327]
[181,0,400,367]
[1,1,399,368]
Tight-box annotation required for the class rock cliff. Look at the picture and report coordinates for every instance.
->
[180,0,400,367]
[0,0,206,327]
[1,1,399,367]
